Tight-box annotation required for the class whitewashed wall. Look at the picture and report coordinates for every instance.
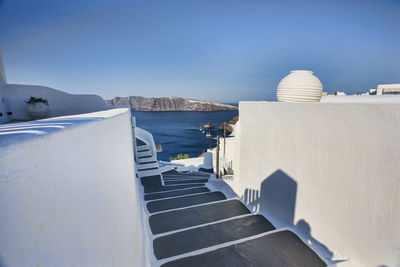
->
[171,157,204,166]
[0,108,146,266]
[0,49,11,124]
[5,84,109,120]
[0,77,10,124]
[231,101,400,267]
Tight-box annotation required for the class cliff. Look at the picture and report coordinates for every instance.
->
[106,96,238,111]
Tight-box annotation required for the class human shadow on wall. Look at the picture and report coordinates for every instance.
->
[241,169,342,264]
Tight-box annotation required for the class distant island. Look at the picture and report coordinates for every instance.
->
[106,96,238,111]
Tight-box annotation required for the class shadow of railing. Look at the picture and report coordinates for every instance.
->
[241,169,345,265]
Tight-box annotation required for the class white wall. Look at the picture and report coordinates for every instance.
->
[0,79,10,124]
[5,84,109,121]
[0,49,11,124]
[231,101,400,267]
[171,156,204,166]
[0,108,146,266]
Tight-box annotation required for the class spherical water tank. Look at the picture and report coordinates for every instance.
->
[276,70,323,102]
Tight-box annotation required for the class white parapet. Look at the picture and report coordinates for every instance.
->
[321,95,400,103]
[0,108,147,266]
[5,84,110,121]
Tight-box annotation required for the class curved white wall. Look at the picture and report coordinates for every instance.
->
[5,84,109,121]
[135,127,158,161]
[0,108,146,266]
[231,101,400,266]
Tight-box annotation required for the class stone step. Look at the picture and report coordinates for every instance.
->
[138,150,152,157]
[146,192,226,213]
[139,161,157,165]
[164,179,208,185]
[154,214,275,260]
[138,156,155,163]
[141,175,162,187]
[144,187,210,201]
[138,162,159,170]
[138,166,159,172]
[163,176,210,180]
[149,199,250,235]
[162,170,209,178]
[144,184,206,194]
[136,138,146,147]
[161,230,326,267]
[137,169,161,178]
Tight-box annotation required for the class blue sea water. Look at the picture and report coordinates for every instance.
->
[132,109,238,161]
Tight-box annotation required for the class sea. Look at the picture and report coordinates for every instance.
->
[132,109,238,161]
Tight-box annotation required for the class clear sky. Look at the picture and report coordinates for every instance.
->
[0,0,399,102]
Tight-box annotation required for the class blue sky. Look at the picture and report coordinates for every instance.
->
[0,0,399,102]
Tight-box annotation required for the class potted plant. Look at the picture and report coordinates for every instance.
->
[26,96,50,119]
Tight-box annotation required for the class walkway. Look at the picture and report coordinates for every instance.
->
[136,139,326,267]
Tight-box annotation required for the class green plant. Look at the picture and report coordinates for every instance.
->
[26,96,49,105]
[169,153,190,161]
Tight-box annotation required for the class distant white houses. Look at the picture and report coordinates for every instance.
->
[372,84,400,95]
[332,91,346,96]
[328,84,400,97]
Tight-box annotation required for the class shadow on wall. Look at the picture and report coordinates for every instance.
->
[242,169,344,265]
[242,170,296,224]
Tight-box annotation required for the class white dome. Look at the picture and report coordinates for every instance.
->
[276,70,323,102]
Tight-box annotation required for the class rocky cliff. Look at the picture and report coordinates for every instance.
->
[106,96,237,111]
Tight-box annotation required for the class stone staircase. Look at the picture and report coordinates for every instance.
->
[135,139,326,267]
[136,139,160,177]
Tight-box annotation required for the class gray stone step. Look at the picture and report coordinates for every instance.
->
[138,167,159,172]
[141,175,205,194]
[154,214,275,259]
[141,175,162,187]
[147,192,226,213]
[149,199,250,235]
[162,170,209,178]
[164,179,208,185]
[139,161,157,165]
[138,155,152,159]
[163,176,210,180]
[144,187,210,201]
[138,150,152,157]
[161,230,326,267]
[136,138,146,146]
[145,184,206,194]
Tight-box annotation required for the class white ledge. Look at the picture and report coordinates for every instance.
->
[0,108,130,148]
